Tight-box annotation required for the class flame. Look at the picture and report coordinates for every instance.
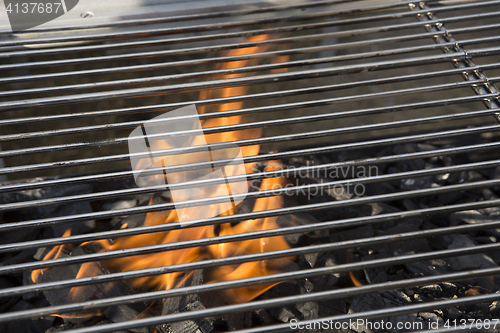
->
[34,34,295,310]
[207,160,295,303]
[31,228,72,284]
[349,272,364,287]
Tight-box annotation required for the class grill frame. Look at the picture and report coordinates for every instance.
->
[2,0,500,332]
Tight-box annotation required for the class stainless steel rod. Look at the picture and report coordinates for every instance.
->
[0,158,499,253]
[0,31,446,86]
[2,46,499,112]
[0,0,495,60]
[1,140,499,233]
[63,267,500,333]
[236,293,500,333]
[0,0,445,48]
[0,38,459,98]
[1,81,496,130]
[2,177,500,274]
[2,78,499,158]
[7,33,500,98]
[1,241,499,322]
[0,0,358,35]
[2,198,499,298]
[0,107,493,194]
[4,18,500,86]
[1,121,498,176]
[1,142,498,215]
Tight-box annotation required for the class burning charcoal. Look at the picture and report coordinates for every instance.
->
[0,184,96,237]
[272,307,296,324]
[252,308,280,326]
[402,198,419,212]
[349,291,425,333]
[277,196,319,246]
[467,171,486,183]
[0,300,54,333]
[160,270,215,333]
[370,271,390,284]
[318,299,348,318]
[36,248,101,323]
[199,289,251,330]
[36,249,90,295]
[303,252,321,268]
[439,283,458,298]
[447,307,462,320]
[301,278,314,293]
[367,202,405,230]
[94,319,135,333]
[481,189,498,201]
[330,225,374,243]
[447,235,497,271]
[1,248,38,269]
[295,301,319,321]
[399,176,433,191]
[101,199,137,212]
[489,300,500,317]
[419,285,443,300]
[418,312,444,327]
[163,270,204,314]
[110,194,167,229]
[451,210,500,237]
[36,246,149,329]
[265,282,303,323]
[392,144,427,171]
[361,249,397,284]
[159,301,214,333]
[0,277,19,312]
[324,254,347,286]
[401,253,452,277]
[110,213,146,230]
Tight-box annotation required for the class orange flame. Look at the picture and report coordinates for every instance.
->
[31,228,72,284]
[34,34,295,309]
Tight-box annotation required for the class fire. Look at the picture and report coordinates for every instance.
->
[31,228,72,284]
[34,34,295,307]
[208,160,296,303]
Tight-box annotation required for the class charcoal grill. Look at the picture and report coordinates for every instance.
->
[2,0,500,332]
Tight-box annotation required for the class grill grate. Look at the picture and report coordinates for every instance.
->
[2,0,500,332]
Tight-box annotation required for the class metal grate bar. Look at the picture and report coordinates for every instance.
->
[1,0,498,62]
[2,0,500,330]
[0,0,357,35]
[58,268,500,333]
[416,2,500,113]
[236,293,500,333]
[3,65,500,131]
[0,0,446,48]
[3,182,500,254]
[2,122,499,176]
[3,177,500,275]
[1,200,500,301]
[2,151,498,213]
[2,46,500,112]
[5,32,500,100]
[2,140,499,233]
[4,12,500,84]
[3,78,500,158]
[1,242,500,321]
